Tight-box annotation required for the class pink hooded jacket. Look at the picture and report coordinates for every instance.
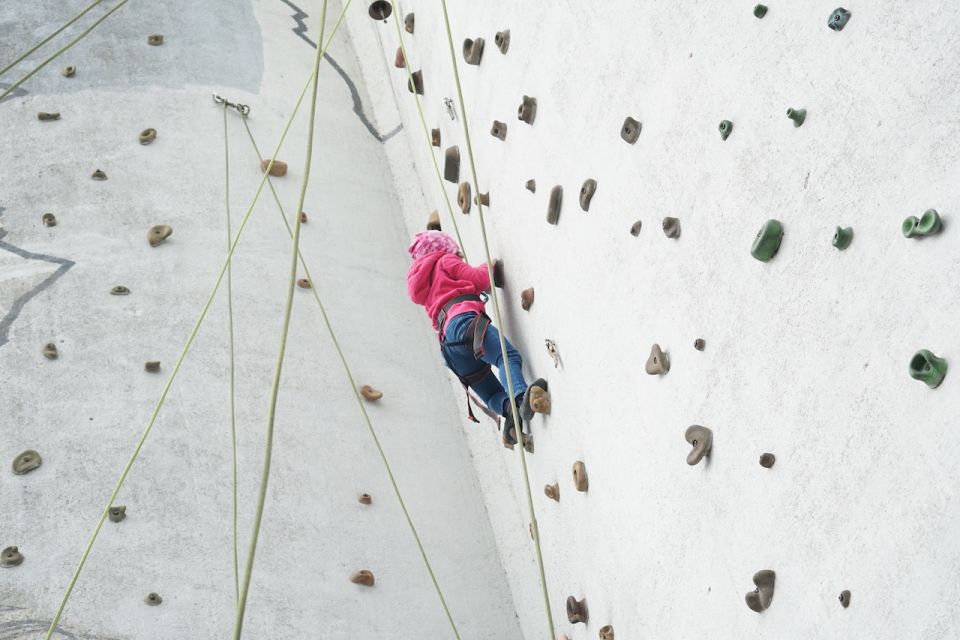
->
[407,251,490,335]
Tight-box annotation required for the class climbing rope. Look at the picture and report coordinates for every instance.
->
[0,0,132,101]
[0,0,106,78]
[238,114,462,638]
[437,2,557,637]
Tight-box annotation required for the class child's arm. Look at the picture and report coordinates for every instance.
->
[448,258,491,292]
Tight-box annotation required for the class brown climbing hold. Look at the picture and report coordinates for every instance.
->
[144,592,162,605]
[43,343,58,360]
[12,450,42,475]
[360,385,383,401]
[300,211,309,223]
[1,546,23,568]
[444,146,460,183]
[694,338,705,351]
[147,224,173,247]
[745,570,776,612]
[62,65,76,77]
[260,159,288,177]
[474,192,490,207]
[495,29,510,54]
[839,590,851,608]
[544,483,559,502]
[91,168,107,180]
[546,185,562,225]
[520,287,534,311]
[600,625,615,640]
[108,505,127,522]
[645,344,669,375]
[110,285,130,296]
[394,47,405,68]
[528,385,551,415]
[491,120,507,140]
[407,70,423,95]
[404,13,415,34]
[37,112,60,121]
[517,96,537,124]
[662,217,681,239]
[685,425,713,465]
[579,179,597,212]
[297,278,311,289]
[463,38,485,65]
[139,128,157,145]
[147,34,164,45]
[42,213,57,227]
[358,493,372,505]
[457,182,472,214]
[431,128,441,147]
[630,220,642,236]
[350,569,375,586]
[525,179,536,193]
[566,595,588,624]
[572,461,588,492]
[145,361,161,372]
[492,259,504,289]
[426,210,441,230]
[759,453,776,468]
[621,116,641,144]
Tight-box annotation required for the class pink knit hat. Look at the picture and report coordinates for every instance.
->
[407,230,461,260]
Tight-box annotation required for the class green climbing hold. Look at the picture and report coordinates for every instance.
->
[832,226,853,250]
[753,4,768,18]
[750,219,783,262]
[786,108,806,127]
[909,349,947,389]
[719,120,733,140]
[828,7,851,31]
[902,209,942,238]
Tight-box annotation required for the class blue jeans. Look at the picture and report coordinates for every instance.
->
[441,312,527,417]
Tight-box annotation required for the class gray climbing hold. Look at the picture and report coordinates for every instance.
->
[828,7,851,31]
[139,128,157,145]
[147,34,164,46]
[1,546,24,568]
[148,224,173,247]
[544,483,559,502]
[407,70,423,95]
[91,168,107,180]
[745,570,776,612]
[110,285,130,296]
[404,13,414,34]
[693,338,705,351]
[144,592,162,605]
[145,361,161,372]
[443,146,459,183]
[463,38,484,65]
[350,569,376,586]
[685,425,713,465]
[43,343,58,360]
[754,4,767,18]
[367,1,392,21]
[630,220,642,236]
[109,505,127,522]
[62,65,76,77]
[42,213,57,227]
[495,29,510,54]
[518,96,537,124]
[645,344,669,375]
[787,107,806,127]
[12,450,42,475]
[547,185,562,225]
[37,112,60,121]
[492,259,505,289]
[491,120,507,140]
[719,120,733,140]
[839,589,851,608]
[525,179,536,193]
[457,182,471,214]
[759,453,776,468]
[431,128,440,147]
[521,287,534,311]
[566,595,588,624]
[572,461,588,492]
[621,116,641,144]
[579,179,597,211]
[662,217,681,239]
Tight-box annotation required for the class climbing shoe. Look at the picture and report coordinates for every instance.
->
[520,378,550,422]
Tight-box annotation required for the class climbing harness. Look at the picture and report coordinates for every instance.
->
[437,294,493,424]
[213,93,251,117]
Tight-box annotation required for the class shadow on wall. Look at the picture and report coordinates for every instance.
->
[0,604,121,640]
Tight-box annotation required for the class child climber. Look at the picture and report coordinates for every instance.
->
[406,230,550,448]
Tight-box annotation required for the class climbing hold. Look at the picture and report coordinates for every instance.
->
[566,595,588,624]
[139,128,157,145]
[492,259,505,289]
[645,344,670,375]
[903,209,942,238]
[12,450,42,475]
[297,278,311,289]
[426,210,441,230]
[1,546,23,568]
[719,120,733,140]
[404,13,415,34]
[750,219,783,262]
[745,570,776,613]
[42,213,57,227]
[350,570,376,586]
[37,111,60,121]
[43,343,58,360]
[662,217,681,239]
[545,339,562,368]
[839,590,851,608]
[394,46,405,68]
[694,338,705,351]
[463,38,484,65]
[518,96,537,125]
[145,361,161,372]
[431,128,440,147]
[62,65,76,77]
[495,29,510,54]
[630,220,642,236]
[491,120,507,140]
[546,185,562,225]
[367,1,392,21]
[260,159,288,177]
[443,146,460,183]
[828,7,851,31]
[753,4,768,18]
[144,592,162,605]
[524,379,551,417]
[621,117,641,144]
[147,224,173,247]
[909,349,947,388]
[360,385,383,401]
[358,493,372,505]
[525,179,536,193]
[832,226,854,250]
[579,179,597,212]
[786,107,806,127]
[300,211,309,224]
[108,505,127,522]
[685,425,713,466]
[544,483,559,502]
[457,182,472,214]
[147,34,164,45]
[474,192,490,207]
[521,287,534,311]
[110,285,130,296]
[572,461,588,492]
[759,453,776,468]
[599,625,615,640]
[91,168,107,180]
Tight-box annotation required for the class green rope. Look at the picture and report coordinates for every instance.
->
[238,115,462,639]
[437,2,556,637]
[389,9,466,258]
[0,0,106,78]
[0,0,131,101]
[231,0,329,635]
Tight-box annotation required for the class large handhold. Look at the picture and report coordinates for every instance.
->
[1,546,24,568]
[12,450,42,475]
[621,116,641,144]
[750,219,783,262]
[579,179,597,212]
[518,96,537,124]
[407,70,423,95]
[443,146,460,183]
[457,182,472,213]
[566,595,588,624]
[902,209,942,238]
[684,425,713,465]
[645,344,669,375]
[546,186,562,225]
[828,7,851,31]
[463,38,484,65]
[350,569,376,586]
[662,217,681,239]
[495,29,510,54]
[367,1,392,21]
[745,570,776,612]
[426,210,441,230]
[572,461,588,492]
[909,349,947,388]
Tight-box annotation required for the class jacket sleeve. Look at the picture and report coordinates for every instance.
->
[448,258,491,292]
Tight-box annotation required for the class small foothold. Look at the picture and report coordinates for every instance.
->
[42,213,57,227]
[544,483,559,502]
[144,592,162,605]
[521,287,535,311]
[579,179,597,212]
[566,595,588,624]
[12,449,42,475]
[360,385,383,401]
[491,120,507,140]
[358,493,372,505]
[753,4,768,18]
[903,209,942,238]
[350,569,375,586]
[572,461,588,492]
[759,453,776,468]
[394,47,405,68]
[750,219,783,262]
[407,70,423,95]
[43,343,58,360]
[147,34,164,45]
[139,128,157,145]
[839,590,851,608]
[297,278,311,289]
[645,343,670,375]
[474,192,490,207]
[443,146,460,183]
[828,7,851,31]
[599,625,615,640]
[147,224,173,247]
[108,505,127,522]
[546,185,562,225]
[367,1,392,21]
[662,217,681,239]
[260,159,288,177]
[431,128,441,147]
[745,570,776,612]
[786,107,806,127]
[492,259,505,289]
[426,210,441,230]
[909,349,948,389]
[110,285,130,296]
[630,220,642,236]
[621,116,641,144]
[145,361,161,373]
[404,13,414,34]
[462,38,485,65]
[832,226,854,250]
[518,96,537,125]
[1,546,24,568]
[694,338,706,351]
[719,120,733,140]
[300,211,309,224]
[38,111,61,121]
[685,425,713,466]
[63,65,76,77]
[457,182,472,214]
[525,179,536,193]
[91,168,107,180]
[495,29,510,54]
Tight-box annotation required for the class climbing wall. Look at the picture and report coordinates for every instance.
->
[0,1,522,638]
[343,1,960,639]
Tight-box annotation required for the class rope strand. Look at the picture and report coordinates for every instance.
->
[0,0,106,78]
